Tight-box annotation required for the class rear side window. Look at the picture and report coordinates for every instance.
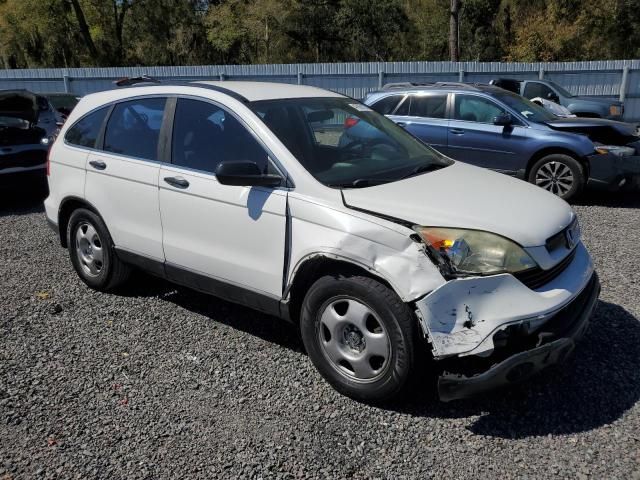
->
[65,107,109,149]
[370,95,403,115]
[409,95,447,118]
[104,98,166,161]
[172,98,272,174]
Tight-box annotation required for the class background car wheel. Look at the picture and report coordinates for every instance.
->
[67,208,130,291]
[528,154,585,201]
[300,275,418,403]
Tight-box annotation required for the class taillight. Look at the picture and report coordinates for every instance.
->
[46,146,52,176]
[344,117,360,129]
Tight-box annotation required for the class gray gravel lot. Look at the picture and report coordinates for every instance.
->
[1,190,640,479]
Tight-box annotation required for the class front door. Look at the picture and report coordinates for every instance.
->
[159,97,287,300]
[447,93,529,173]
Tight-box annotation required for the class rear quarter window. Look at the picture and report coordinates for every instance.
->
[370,95,404,115]
[65,107,110,149]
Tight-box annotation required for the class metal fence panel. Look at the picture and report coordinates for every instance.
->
[0,60,638,120]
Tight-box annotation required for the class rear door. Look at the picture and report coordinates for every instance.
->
[446,93,529,172]
[158,97,287,300]
[389,93,450,154]
[84,97,167,261]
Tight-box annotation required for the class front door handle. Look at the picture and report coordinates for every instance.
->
[450,129,465,135]
[89,160,107,170]
[164,176,189,189]
[396,122,407,127]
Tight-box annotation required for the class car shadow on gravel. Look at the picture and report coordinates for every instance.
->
[0,190,46,217]
[118,272,303,353]
[394,300,640,439]
[574,190,640,208]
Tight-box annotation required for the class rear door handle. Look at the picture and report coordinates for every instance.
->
[164,176,189,189]
[450,129,465,135]
[89,160,107,170]
[396,122,407,127]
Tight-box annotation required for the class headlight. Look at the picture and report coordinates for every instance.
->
[414,227,537,275]
[595,145,635,157]
[609,105,622,116]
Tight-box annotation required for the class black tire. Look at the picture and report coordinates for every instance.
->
[528,153,585,201]
[67,208,131,291]
[300,275,418,403]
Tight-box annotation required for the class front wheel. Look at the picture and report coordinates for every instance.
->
[300,275,418,403]
[528,154,585,201]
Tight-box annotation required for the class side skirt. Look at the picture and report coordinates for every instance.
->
[115,248,287,320]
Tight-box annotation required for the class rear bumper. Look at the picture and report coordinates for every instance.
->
[587,153,640,190]
[438,273,600,402]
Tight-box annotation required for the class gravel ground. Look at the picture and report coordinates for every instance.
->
[1,189,639,479]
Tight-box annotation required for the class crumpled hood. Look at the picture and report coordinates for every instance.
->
[543,117,638,145]
[0,90,38,124]
[342,162,574,247]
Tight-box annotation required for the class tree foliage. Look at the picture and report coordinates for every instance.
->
[0,0,637,68]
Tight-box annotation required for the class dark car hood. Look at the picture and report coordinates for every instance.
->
[543,117,638,145]
[0,90,38,124]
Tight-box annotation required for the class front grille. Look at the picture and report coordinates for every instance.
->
[514,248,577,290]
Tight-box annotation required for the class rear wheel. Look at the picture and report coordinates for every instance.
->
[528,154,585,201]
[67,208,130,291]
[300,275,418,403]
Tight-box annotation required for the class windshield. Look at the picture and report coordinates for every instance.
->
[250,97,451,188]
[546,81,573,98]
[496,92,557,123]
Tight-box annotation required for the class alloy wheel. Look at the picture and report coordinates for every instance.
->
[535,161,574,196]
[317,297,391,383]
[75,222,104,277]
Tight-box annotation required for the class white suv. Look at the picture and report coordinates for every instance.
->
[45,80,600,403]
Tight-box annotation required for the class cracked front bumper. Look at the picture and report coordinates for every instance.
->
[438,273,599,402]
[587,153,640,190]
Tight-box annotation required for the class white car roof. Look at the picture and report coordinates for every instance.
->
[194,81,343,101]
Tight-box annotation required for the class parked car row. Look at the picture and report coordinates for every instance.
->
[362,82,640,200]
[45,78,602,403]
[0,90,79,193]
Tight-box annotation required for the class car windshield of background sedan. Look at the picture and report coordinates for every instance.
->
[496,92,557,123]
[250,97,451,188]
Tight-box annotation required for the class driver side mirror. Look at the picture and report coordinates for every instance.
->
[493,112,513,126]
[215,160,283,187]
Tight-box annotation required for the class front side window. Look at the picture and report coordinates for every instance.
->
[454,95,505,123]
[523,82,555,100]
[409,94,447,119]
[104,98,166,161]
[251,97,451,188]
[370,95,404,115]
[172,98,272,174]
[65,107,110,149]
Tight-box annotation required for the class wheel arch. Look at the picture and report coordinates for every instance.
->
[284,254,399,326]
[57,196,102,248]
[526,147,589,179]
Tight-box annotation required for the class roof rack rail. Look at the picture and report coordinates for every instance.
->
[381,81,483,91]
[114,75,161,87]
[111,77,250,104]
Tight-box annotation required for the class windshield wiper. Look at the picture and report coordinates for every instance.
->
[327,178,394,189]
[399,163,445,180]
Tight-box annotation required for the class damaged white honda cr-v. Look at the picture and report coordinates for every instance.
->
[45,80,599,403]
